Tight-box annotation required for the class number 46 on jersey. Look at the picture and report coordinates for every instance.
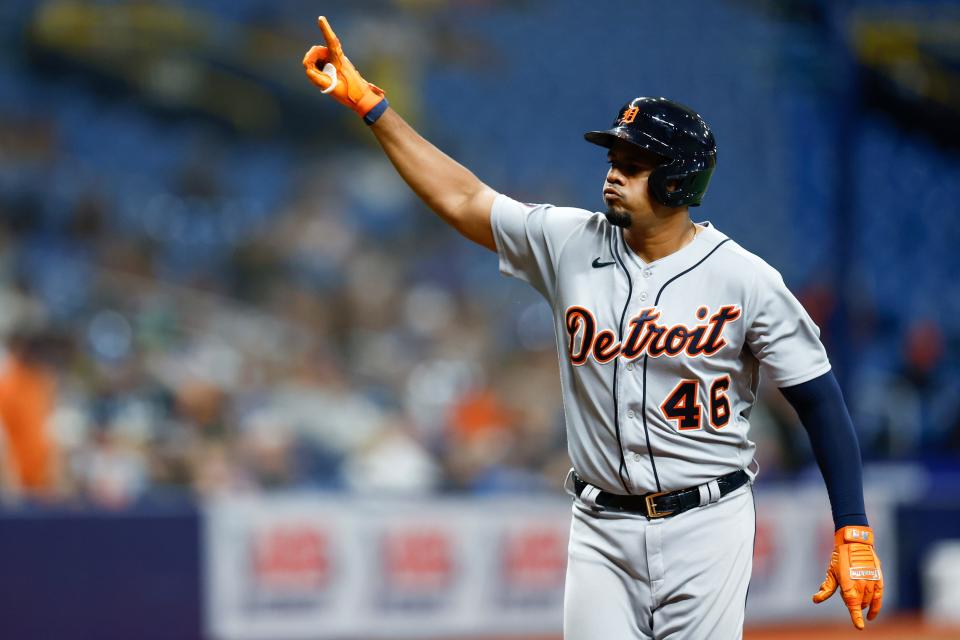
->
[660,376,731,431]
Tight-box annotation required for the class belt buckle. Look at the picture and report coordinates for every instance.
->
[644,491,674,519]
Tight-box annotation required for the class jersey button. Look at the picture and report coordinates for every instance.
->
[626,410,635,419]
[625,362,634,371]
[642,269,653,278]
[638,292,648,302]
[633,453,642,462]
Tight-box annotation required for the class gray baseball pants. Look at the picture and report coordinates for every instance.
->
[563,483,755,640]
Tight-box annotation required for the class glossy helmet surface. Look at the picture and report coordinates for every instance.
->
[584,97,717,207]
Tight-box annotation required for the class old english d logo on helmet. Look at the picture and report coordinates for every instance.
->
[585,97,717,207]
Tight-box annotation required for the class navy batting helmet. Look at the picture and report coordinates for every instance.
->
[584,97,717,207]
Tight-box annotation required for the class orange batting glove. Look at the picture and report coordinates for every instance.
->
[812,525,884,630]
[302,16,386,121]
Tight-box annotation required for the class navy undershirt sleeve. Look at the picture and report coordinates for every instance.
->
[779,371,869,530]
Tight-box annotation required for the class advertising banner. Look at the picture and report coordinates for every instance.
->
[205,487,896,639]
[205,496,571,639]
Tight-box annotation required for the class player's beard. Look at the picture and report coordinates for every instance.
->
[604,206,632,228]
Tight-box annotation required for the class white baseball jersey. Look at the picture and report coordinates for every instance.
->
[491,194,831,495]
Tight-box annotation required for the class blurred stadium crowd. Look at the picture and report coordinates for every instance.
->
[0,0,958,509]
[0,119,573,506]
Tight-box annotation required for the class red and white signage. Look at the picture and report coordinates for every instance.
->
[205,488,895,639]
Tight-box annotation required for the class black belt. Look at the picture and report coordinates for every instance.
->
[573,469,749,519]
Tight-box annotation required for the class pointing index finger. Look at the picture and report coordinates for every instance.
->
[317,16,342,54]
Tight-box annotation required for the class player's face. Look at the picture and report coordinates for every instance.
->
[603,143,668,228]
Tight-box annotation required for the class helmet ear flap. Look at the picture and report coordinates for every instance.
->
[648,159,715,207]
[647,163,672,207]
[648,160,686,207]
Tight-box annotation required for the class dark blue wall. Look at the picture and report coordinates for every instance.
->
[0,506,202,640]
[896,500,960,611]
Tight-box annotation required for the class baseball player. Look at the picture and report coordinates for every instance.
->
[303,16,883,639]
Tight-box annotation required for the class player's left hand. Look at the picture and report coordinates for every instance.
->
[812,525,883,630]
[302,16,385,118]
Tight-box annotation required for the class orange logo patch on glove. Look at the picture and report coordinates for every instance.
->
[842,527,873,544]
[849,567,881,580]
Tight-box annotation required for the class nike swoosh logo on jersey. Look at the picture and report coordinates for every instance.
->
[592,257,615,268]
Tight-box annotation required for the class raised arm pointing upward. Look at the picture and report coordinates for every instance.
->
[303,16,497,250]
